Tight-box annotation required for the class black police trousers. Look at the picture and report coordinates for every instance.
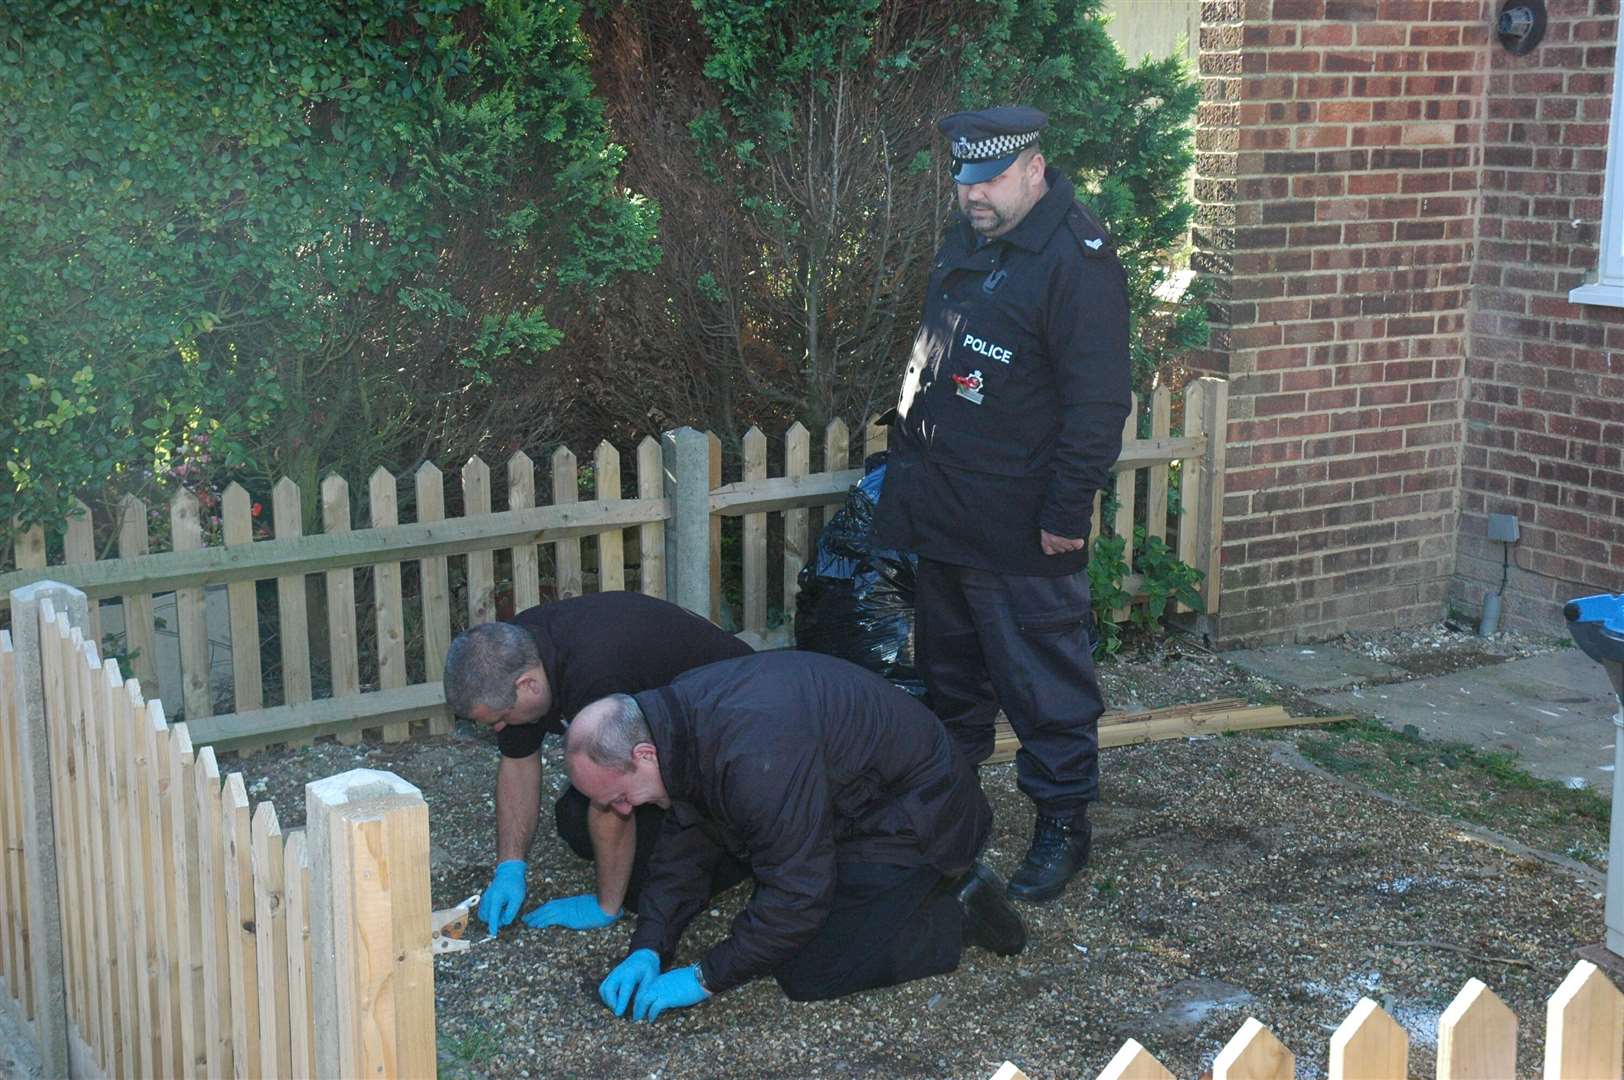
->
[554,787,751,912]
[914,556,1103,816]
[772,862,963,1002]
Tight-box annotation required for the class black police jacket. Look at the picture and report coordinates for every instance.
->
[873,169,1132,576]
[625,652,991,993]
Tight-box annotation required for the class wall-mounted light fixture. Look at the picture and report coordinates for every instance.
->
[1497,0,1547,56]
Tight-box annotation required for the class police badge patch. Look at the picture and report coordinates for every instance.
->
[951,370,985,405]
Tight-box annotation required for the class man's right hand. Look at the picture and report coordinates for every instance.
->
[478,859,528,935]
[599,949,660,1016]
[523,893,622,931]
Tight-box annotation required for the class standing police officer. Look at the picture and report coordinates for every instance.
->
[873,106,1132,903]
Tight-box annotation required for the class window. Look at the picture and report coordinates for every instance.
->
[1570,14,1624,308]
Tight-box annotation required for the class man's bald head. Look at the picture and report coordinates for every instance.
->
[566,694,652,772]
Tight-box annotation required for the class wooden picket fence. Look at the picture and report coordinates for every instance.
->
[990,959,1624,1080]
[0,380,1227,751]
[0,584,434,1078]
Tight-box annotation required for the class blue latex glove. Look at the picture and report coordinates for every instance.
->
[599,949,660,1016]
[632,965,710,1023]
[477,860,527,936]
[522,893,622,931]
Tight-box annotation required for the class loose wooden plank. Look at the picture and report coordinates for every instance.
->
[463,457,496,623]
[172,489,214,721]
[254,802,292,1080]
[195,746,234,1080]
[1097,1038,1176,1080]
[168,723,204,1079]
[552,446,583,600]
[782,423,810,637]
[636,437,666,599]
[223,772,261,1076]
[371,468,409,743]
[1437,978,1517,1080]
[273,477,314,712]
[284,829,316,1080]
[221,483,264,714]
[1329,996,1407,1080]
[322,474,362,746]
[595,441,626,593]
[986,700,1306,764]
[507,452,541,611]
[116,494,159,688]
[741,427,768,634]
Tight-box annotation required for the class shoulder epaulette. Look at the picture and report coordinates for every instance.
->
[1065,202,1115,258]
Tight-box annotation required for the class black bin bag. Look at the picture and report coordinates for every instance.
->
[794,454,925,698]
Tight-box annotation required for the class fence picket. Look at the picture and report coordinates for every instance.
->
[117,495,159,689]
[596,441,626,593]
[62,499,103,650]
[1096,1038,1175,1080]
[0,633,21,1022]
[285,829,317,1080]
[1146,386,1172,548]
[463,457,496,624]
[222,483,264,713]
[707,433,722,624]
[552,446,583,600]
[1177,383,1206,615]
[13,520,45,569]
[171,490,213,722]
[1329,996,1407,1080]
[507,452,541,611]
[1543,960,1624,1080]
[223,772,261,1076]
[168,722,203,1079]
[253,802,292,1080]
[195,746,233,1079]
[821,419,849,561]
[1437,978,1517,1080]
[637,437,665,598]
[44,619,85,1037]
[742,427,767,635]
[139,695,177,1078]
[1113,396,1139,621]
[83,642,116,1070]
[273,478,314,713]
[783,423,810,635]
[415,463,453,695]
[103,656,143,1077]
[323,475,362,746]
[371,468,409,742]
[1214,1017,1293,1080]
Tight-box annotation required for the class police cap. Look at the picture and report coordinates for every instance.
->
[937,105,1048,185]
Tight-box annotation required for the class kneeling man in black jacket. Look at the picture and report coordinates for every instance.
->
[566,651,1026,1021]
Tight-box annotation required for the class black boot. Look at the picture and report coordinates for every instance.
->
[955,862,1026,956]
[1006,811,1091,903]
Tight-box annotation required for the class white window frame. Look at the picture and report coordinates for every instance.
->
[1571,14,1624,307]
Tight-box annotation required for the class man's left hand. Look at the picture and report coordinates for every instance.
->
[1040,529,1087,556]
[631,965,710,1022]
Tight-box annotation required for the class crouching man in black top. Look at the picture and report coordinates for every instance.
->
[568,652,1026,1021]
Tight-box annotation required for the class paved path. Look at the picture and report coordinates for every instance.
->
[1228,644,1622,796]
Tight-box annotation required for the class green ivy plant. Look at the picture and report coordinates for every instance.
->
[1087,524,1203,660]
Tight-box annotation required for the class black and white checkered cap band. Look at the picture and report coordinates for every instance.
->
[950,131,1040,161]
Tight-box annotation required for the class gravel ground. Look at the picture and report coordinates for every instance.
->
[230,625,1605,1080]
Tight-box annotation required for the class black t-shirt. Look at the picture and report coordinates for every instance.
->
[494,592,755,758]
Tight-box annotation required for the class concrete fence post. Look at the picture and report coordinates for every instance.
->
[8,580,88,1079]
[662,427,713,619]
[305,768,434,1080]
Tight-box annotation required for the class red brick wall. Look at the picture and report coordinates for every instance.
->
[1196,0,1486,645]
[1458,0,1624,636]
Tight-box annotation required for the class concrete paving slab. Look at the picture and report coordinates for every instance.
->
[1225,644,1406,691]
[1312,647,1622,795]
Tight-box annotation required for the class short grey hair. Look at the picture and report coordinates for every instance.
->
[443,622,540,716]
[566,694,651,772]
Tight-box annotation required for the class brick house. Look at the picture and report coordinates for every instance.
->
[1193,0,1624,645]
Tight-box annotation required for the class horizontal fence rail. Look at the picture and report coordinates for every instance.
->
[991,959,1624,1080]
[0,380,1226,752]
[0,583,435,1078]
